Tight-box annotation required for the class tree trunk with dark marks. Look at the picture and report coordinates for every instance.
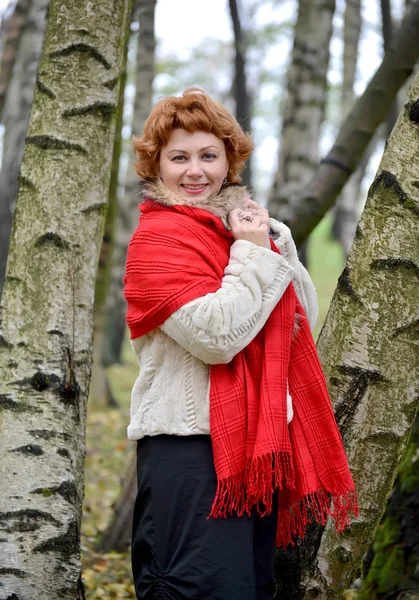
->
[0,0,132,598]
[274,65,419,600]
[0,0,49,298]
[228,0,252,189]
[102,0,156,366]
[268,0,335,240]
[287,0,419,247]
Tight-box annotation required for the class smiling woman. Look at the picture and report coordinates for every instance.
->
[159,129,229,201]
[133,87,253,183]
[123,88,357,600]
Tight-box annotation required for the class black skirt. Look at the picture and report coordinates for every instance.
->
[132,435,277,600]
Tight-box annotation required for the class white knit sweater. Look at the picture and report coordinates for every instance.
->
[127,205,318,441]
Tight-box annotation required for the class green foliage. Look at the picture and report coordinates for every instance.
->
[308,212,345,341]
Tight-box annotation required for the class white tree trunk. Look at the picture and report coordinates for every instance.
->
[103,0,156,366]
[332,0,363,257]
[301,64,419,599]
[0,0,132,598]
[0,0,49,296]
[268,0,335,224]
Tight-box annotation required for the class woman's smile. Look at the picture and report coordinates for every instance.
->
[181,183,210,195]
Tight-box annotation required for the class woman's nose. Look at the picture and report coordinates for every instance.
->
[186,160,204,177]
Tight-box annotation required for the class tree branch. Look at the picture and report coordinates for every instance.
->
[289,0,419,246]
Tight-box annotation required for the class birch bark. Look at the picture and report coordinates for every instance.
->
[0,0,132,597]
[301,63,419,600]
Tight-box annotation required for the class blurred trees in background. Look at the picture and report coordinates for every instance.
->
[0,0,49,296]
[0,0,418,597]
[331,0,363,257]
[268,0,335,266]
[228,0,253,187]
[97,0,157,555]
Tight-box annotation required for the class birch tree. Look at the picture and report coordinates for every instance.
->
[268,0,335,235]
[0,0,49,297]
[275,62,419,600]
[332,0,363,257]
[0,0,132,598]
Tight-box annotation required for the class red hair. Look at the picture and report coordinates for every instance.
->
[133,88,254,184]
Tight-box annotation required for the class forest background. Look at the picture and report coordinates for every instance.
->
[0,0,418,599]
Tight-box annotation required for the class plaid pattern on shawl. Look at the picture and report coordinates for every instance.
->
[124,199,358,547]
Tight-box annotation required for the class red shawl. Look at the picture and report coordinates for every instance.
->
[124,198,358,548]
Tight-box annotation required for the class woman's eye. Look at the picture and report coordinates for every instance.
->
[171,155,186,161]
[203,153,217,160]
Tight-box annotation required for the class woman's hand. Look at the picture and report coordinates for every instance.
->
[228,199,271,249]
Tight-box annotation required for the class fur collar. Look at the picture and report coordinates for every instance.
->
[140,180,251,228]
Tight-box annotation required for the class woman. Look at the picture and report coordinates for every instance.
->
[124,88,357,600]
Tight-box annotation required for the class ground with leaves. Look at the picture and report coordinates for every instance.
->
[81,357,137,599]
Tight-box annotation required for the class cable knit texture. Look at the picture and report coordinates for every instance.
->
[128,237,296,438]
[126,184,318,441]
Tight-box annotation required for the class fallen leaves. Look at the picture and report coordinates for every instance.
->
[81,355,137,599]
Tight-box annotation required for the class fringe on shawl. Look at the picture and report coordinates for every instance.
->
[207,450,358,549]
[276,487,359,549]
[208,451,294,519]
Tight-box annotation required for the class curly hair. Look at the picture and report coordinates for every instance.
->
[133,88,254,184]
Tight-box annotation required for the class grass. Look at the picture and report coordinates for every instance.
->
[81,214,345,598]
[309,212,345,340]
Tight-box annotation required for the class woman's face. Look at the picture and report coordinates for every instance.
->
[159,129,229,202]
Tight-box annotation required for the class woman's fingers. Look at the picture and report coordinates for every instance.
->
[239,199,269,224]
[228,208,271,249]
